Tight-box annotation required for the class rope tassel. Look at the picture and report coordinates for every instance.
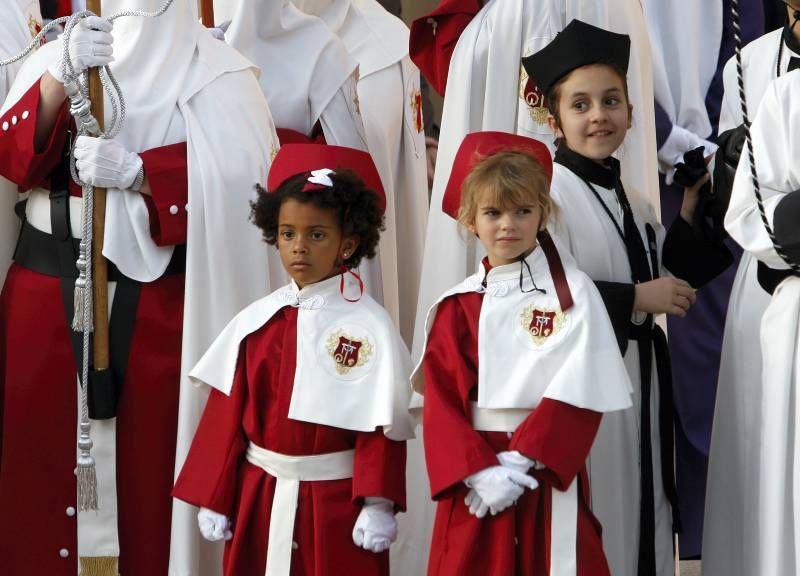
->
[77,421,98,510]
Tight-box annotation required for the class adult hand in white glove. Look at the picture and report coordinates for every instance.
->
[197,507,232,542]
[463,465,538,518]
[48,16,113,83]
[74,135,143,190]
[352,497,397,553]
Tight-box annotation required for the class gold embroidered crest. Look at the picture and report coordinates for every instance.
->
[326,329,374,375]
[519,66,549,125]
[28,14,43,39]
[410,87,424,133]
[520,305,565,346]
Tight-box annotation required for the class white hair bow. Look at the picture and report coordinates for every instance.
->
[308,168,335,187]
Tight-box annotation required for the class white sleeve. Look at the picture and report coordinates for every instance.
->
[725,76,800,269]
[718,56,743,133]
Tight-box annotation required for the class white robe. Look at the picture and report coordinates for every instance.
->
[725,70,800,576]
[0,0,41,288]
[547,166,674,576]
[702,27,796,576]
[411,0,658,363]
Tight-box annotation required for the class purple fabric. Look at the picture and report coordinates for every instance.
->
[657,1,763,557]
[654,101,673,150]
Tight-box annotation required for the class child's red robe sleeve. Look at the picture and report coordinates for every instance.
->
[352,431,407,511]
[422,295,499,500]
[509,398,601,491]
[172,354,248,516]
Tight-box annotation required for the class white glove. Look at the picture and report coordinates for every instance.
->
[497,450,537,476]
[197,507,233,542]
[48,16,113,83]
[73,135,143,190]
[208,19,231,41]
[352,497,397,553]
[463,465,538,518]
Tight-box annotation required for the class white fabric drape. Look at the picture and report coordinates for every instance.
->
[725,70,800,576]
[702,27,795,576]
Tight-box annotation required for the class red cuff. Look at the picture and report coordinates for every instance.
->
[140,142,188,246]
[509,399,601,491]
[0,77,70,190]
[352,431,407,511]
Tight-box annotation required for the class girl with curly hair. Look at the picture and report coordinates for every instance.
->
[173,144,415,576]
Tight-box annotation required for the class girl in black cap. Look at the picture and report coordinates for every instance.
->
[523,19,733,576]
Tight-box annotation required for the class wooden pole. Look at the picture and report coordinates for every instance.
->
[199,0,215,27]
[87,0,110,376]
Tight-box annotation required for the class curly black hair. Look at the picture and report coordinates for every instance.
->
[251,169,385,269]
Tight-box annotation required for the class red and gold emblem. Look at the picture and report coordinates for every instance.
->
[410,88,424,133]
[519,66,549,125]
[326,329,374,375]
[28,14,43,40]
[520,305,565,346]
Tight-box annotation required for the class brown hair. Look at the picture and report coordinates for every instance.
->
[546,62,630,131]
[457,150,555,230]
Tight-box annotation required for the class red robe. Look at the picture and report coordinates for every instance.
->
[173,306,407,576]
[0,78,188,575]
[423,291,610,576]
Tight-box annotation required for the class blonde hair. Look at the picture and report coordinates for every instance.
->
[457,150,555,230]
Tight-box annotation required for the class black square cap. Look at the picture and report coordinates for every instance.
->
[521,19,631,96]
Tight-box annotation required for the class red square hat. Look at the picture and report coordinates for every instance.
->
[267,143,386,215]
[409,0,481,96]
[442,131,553,219]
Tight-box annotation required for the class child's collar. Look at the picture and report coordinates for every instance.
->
[553,144,620,189]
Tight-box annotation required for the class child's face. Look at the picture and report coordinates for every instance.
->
[547,64,632,162]
[277,198,358,288]
[469,190,542,267]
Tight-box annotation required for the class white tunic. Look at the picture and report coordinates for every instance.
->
[0,0,41,287]
[725,70,800,576]
[548,164,674,576]
[703,27,797,576]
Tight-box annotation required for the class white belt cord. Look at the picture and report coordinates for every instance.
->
[470,402,530,433]
[245,443,355,576]
[469,403,577,576]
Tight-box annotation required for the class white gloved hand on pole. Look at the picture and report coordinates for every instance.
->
[352,497,397,553]
[463,465,538,517]
[47,16,114,83]
[197,507,233,542]
[74,135,143,190]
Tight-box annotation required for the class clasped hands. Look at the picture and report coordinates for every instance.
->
[463,450,539,518]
